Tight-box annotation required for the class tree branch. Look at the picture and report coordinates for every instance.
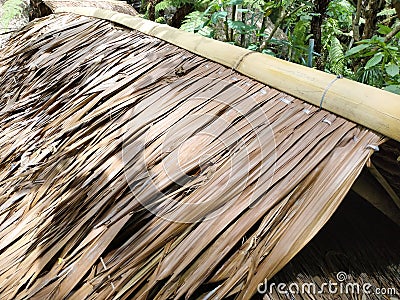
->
[384,22,400,43]
[393,0,400,18]
[230,4,237,41]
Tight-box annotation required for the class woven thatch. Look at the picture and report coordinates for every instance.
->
[0,12,387,300]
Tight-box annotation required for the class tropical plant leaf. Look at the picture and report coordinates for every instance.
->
[228,0,243,5]
[198,25,213,37]
[355,67,385,86]
[180,11,208,32]
[227,20,246,31]
[155,0,172,13]
[262,48,276,56]
[328,36,344,74]
[377,24,392,35]
[385,63,400,77]
[211,11,227,24]
[384,85,400,94]
[345,44,370,57]
[377,8,396,17]
[365,52,384,69]
[247,43,258,50]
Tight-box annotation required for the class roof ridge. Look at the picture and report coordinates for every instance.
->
[53,5,400,141]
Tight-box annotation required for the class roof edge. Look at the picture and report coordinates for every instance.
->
[55,7,400,141]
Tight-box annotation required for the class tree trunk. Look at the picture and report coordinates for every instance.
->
[170,3,193,28]
[311,0,330,70]
[29,0,52,20]
[361,0,385,39]
[148,0,162,21]
[352,0,362,42]
[393,0,400,18]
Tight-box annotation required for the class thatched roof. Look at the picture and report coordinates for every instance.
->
[0,2,398,299]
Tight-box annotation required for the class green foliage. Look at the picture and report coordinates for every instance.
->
[321,1,354,74]
[155,16,166,23]
[354,66,385,87]
[181,0,263,44]
[377,8,397,17]
[345,44,370,56]
[175,0,400,94]
[384,85,400,94]
[365,52,384,69]
[386,63,399,77]
[345,28,400,93]
[1,0,25,29]
[263,19,312,65]
[155,0,200,14]
[181,11,209,32]
[155,0,172,13]
[180,0,315,61]
[326,0,354,29]
[154,0,206,17]
[327,36,345,74]
[285,19,312,64]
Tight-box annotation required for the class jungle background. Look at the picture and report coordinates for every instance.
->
[1,0,400,94]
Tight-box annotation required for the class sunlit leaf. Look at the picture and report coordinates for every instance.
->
[384,85,400,94]
[385,63,399,77]
[211,11,227,24]
[365,52,384,69]
[345,44,370,57]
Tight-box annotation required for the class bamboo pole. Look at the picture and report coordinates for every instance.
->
[54,6,400,141]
